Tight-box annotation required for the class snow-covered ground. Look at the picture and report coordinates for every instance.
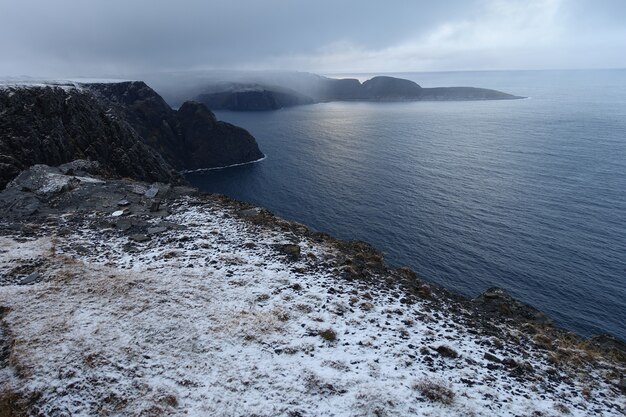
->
[0,195,624,416]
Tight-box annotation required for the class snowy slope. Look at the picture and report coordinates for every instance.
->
[0,192,624,416]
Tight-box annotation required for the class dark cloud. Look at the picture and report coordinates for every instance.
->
[0,0,624,77]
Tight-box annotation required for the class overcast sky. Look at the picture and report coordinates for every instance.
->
[1,0,625,77]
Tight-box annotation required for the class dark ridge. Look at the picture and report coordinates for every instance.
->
[0,81,264,188]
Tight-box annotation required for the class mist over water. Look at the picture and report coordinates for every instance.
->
[186,70,626,340]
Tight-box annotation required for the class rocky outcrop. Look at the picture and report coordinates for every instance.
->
[473,287,552,325]
[177,101,264,169]
[0,81,264,189]
[0,84,180,189]
[88,81,264,170]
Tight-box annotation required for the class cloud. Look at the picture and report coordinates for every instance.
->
[264,0,570,72]
[0,0,624,76]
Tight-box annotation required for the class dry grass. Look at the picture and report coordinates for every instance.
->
[414,379,455,405]
[319,328,337,342]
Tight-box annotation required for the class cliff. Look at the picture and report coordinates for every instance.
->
[0,165,624,416]
[0,81,264,188]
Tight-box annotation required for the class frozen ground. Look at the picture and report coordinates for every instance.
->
[0,187,624,416]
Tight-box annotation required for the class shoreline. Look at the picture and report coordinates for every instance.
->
[180,155,267,174]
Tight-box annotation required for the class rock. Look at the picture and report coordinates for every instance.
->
[279,244,301,259]
[129,234,150,243]
[0,189,40,217]
[473,287,552,325]
[147,226,168,235]
[149,200,161,212]
[240,208,262,217]
[117,199,130,207]
[20,272,40,285]
[111,210,125,217]
[130,185,148,195]
[58,160,101,176]
[145,186,159,199]
[115,220,132,231]
[502,358,518,368]
[6,165,79,195]
[588,334,626,356]
[435,345,459,359]
[484,352,501,363]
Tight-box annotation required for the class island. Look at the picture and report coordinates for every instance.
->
[191,74,524,111]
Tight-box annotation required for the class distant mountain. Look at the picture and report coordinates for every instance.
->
[187,74,523,111]
[196,83,314,111]
[0,81,264,188]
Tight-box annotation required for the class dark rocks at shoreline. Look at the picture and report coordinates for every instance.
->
[0,81,264,189]
[473,287,552,325]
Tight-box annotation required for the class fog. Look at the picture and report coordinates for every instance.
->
[0,0,625,77]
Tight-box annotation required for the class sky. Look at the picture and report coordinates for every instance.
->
[0,0,625,77]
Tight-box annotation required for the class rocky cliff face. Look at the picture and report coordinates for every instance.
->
[177,101,264,169]
[0,81,264,188]
[0,84,179,189]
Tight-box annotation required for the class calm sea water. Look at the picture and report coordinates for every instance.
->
[186,70,626,340]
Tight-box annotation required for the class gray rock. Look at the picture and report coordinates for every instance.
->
[473,287,552,325]
[240,207,262,217]
[149,200,161,212]
[58,160,101,176]
[129,234,150,243]
[115,220,132,232]
[0,189,40,217]
[130,184,148,195]
[278,244,301,260]
[20,272,40,285]
[147,226,168,235]
[117,199,130,207]
[145,186,159,199]
[483,352,501,363]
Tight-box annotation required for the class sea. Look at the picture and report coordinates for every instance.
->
[186,70,626,341]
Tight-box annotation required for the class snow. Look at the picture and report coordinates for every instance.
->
[0,197,624,416]
[0,78,130,92]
